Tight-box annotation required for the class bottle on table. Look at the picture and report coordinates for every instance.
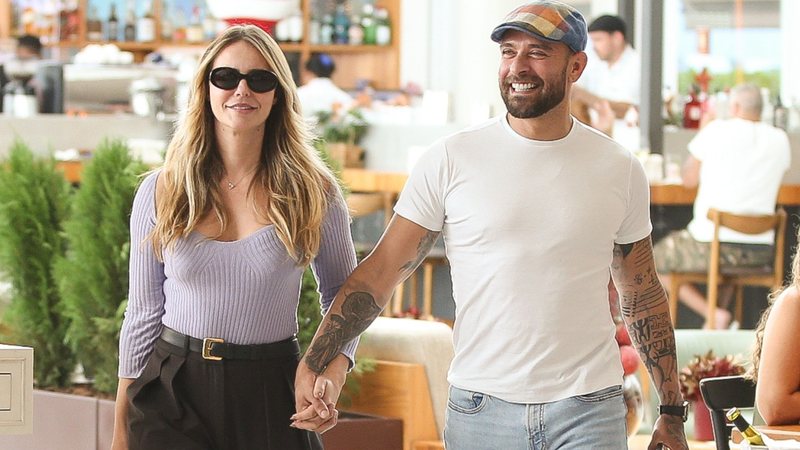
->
[106,3,119,41]
[726,407,766,446]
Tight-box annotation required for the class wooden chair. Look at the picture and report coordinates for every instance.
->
[700,375,757,450]
[668,208,787,329]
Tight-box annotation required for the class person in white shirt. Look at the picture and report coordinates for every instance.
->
[572,15,641,150]
[655,83,791,329]
[292,2,689,449]
[297,53,353,119]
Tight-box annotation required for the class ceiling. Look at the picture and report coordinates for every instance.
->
[682,0,781,28]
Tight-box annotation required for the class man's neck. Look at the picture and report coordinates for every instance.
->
[606,45,626,68]
[506,105,573,141]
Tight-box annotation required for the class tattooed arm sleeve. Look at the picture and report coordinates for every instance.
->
[303,214,441,374]
[611,236,684,407]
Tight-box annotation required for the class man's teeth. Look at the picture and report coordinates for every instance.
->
[512,83,535,92]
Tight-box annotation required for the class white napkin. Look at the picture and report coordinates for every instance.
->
[740,435,800,449]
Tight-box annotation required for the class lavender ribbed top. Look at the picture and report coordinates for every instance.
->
[118,171,358,378]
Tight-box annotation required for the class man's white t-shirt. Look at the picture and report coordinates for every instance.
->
[687,118,791,244]
[394,115,652,403]
[297,77,353,118]
[578,45,641,151]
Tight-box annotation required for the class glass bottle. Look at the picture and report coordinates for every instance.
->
[348,15,363,45]
[161,1,173,42]
[106,3,119,41]
[309,15,321,45]
[774,95,789,130]
[374,7,391,46]
[320,14,334,45]
[682,85,702,129]
[123,2,136,42]
[361,3,376,45]
[87,6,103,41]
[332,2,350,44]
[726,407,765,446]
[136,0,156,42]
[186,4,204,43]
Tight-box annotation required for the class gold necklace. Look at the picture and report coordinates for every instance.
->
[224,168,256,190]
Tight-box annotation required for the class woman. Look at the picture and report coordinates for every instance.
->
[112,25,357,450]
[750,239,800,425]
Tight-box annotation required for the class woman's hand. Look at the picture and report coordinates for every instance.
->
[292,354,349,433]
[111,378,134,450]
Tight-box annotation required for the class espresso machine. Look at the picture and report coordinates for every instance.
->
[3,60,38,117]
[2,59,64,116]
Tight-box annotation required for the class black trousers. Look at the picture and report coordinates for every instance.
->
[127,337,323,450]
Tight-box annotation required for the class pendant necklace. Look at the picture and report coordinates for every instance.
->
[224,168,256,190]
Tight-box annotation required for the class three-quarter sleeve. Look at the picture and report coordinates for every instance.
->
[118,171,167,378]
[310,186,359,364]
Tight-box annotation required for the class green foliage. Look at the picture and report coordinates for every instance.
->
[677,69,781,96]
[315,109,369,145]
[297,267,375,407]
[54,139,149,394]
[0,140,74,387]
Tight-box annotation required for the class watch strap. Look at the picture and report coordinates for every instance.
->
[659,401,689,422]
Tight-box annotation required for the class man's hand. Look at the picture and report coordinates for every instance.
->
[649,415,689,450]
[292,354,348,433]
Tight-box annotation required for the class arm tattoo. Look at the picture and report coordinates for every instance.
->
[613,237,681,406]
[399,231,440,276]
[304,291,382,374]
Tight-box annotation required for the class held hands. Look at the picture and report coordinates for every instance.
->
[649,415,689,450]
[291,355,349,433]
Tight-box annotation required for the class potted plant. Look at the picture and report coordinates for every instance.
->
[315,108,369,169]
[0,140,75,388]
[680,350,746,441]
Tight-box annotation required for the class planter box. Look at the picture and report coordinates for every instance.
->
[0,390,115,450]
[322,411,402,450]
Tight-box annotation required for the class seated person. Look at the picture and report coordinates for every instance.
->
[654,83,791,329]
[16,34,43,60]
[297,52,353,119]
[750,242,800,425]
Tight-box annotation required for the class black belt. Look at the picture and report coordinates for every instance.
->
[159,326,300,361]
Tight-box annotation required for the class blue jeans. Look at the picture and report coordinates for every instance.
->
[444,385,627,450]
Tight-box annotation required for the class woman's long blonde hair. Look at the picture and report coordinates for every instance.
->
[749,230,800,382]
[151,25,336,266]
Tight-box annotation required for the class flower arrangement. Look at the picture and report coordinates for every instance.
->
[679,350,746,402]
[315,108,369,145]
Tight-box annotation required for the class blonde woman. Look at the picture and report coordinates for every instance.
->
[750,243,800,425]
[111,25,356,450]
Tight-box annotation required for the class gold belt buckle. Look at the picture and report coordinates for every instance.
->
[202,337,224,361]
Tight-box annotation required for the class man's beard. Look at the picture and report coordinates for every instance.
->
[500,73,567,119]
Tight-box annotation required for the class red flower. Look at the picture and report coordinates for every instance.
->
[679,350,745,402]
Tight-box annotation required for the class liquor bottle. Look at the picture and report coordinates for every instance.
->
[774,95,789,130]
[123,2,136,41]
[320,14,334,45]
[374,7,391,46]
[106,3,119,41]
[682,85,702,129]
[332,2,350,44]
[361,4,376,45]
[348,15,364,45]
[136,0,156,42]
[185,4,204,43]
[161,1,173,42]
[87,6,103,41]
[726,407,765,446]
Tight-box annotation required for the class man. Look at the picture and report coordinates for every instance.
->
[297,52,353,119]
[15,34,43,60]
[655,83,791,329]
[572,15,640,149]
[293,2,689,449]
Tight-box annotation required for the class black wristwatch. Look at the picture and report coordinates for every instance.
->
[659,401,689,422]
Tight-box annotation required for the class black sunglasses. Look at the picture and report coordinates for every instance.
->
[209,67,280,93]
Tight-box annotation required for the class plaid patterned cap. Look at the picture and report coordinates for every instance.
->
[490,1,588,53]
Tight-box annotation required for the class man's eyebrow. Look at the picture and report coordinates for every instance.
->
[500,40,554,50]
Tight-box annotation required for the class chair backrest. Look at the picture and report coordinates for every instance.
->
[705,208,787,328]
[700,375,757,450]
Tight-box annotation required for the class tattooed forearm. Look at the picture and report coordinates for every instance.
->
[612,237,683,406]
[399,231,440,275]
[304,291,382,374]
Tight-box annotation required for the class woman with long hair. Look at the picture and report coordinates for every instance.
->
[750,236,800,425]
[112,25,356,449]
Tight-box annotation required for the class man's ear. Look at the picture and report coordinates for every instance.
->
[569,51,588,83]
